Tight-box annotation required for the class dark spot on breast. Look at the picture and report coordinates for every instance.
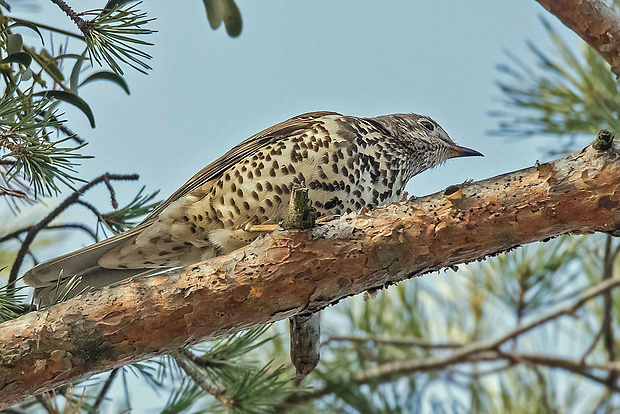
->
[324,197,340,210]
[252,191,259,200]
[256,182,263,191]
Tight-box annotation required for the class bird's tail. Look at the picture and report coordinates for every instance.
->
[22,228,159,306]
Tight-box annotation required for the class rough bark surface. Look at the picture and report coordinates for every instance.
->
[1,140,620,408]
[536,0,620,76]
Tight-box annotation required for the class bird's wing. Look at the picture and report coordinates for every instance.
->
[141,111,341,223]
[23,111,340,286]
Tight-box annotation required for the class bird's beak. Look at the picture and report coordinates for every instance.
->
[451,144,484,158]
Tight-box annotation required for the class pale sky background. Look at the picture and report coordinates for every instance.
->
[5,0,590,412]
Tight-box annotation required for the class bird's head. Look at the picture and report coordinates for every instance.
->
[374,113,483,170]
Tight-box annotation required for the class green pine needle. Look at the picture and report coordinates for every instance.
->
[81,2,155,75]
[99,186,160,234]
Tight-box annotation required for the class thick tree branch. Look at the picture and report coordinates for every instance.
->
[535,0,620,76]
[1,136,620,408]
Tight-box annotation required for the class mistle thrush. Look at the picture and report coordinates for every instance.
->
[24,111,482,303]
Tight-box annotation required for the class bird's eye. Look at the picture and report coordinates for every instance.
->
[419,120,435,131]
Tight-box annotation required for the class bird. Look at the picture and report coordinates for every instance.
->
[24,111,483,304]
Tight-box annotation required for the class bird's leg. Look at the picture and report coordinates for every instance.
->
[282,185,321,380]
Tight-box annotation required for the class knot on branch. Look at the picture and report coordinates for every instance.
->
[592,130,615,151]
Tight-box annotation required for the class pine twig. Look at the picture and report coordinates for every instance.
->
[92,368,119,411]
[172,351,230,406]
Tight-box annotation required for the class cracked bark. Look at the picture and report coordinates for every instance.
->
[1,136,620,409]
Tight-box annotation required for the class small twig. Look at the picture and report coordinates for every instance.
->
[7,173,138,291]
[54,121,84,145]
[9,17,85,40]
[501,351,620,392]
[103,175,118,209]
[602,236,618,387]
[0,223,98,244]
[580,236,618,373]
[448,362,516,379]
[76,199,103,218]
[323,335,464,350]
[92,368,119,412]
[172,351,229,406]
[49,0,91,33]
[34,394,54,414]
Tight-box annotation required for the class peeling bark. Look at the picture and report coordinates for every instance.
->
[536,0,620,76]
[1,139,620,408]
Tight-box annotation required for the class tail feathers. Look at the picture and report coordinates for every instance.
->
[21,229,167,306]
[32,266,159,306]
[23,236,127,288]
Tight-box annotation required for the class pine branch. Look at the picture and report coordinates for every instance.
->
[535,0,620,77]
[2,134,620,408]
